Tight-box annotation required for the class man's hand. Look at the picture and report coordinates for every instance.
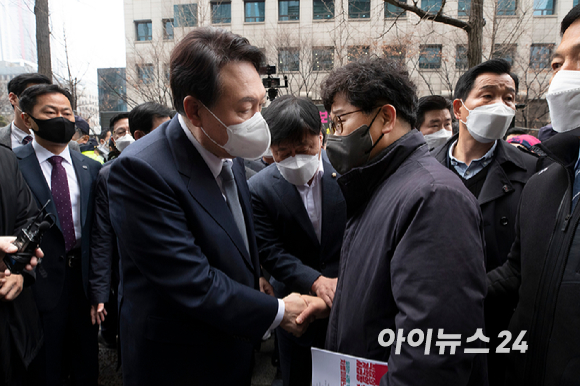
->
[0,236,42,278]
[280,293,308,337]
[90,303,107,325]
[259,277,275,296]
[296,295,331,325]
[311,276,338,308]
[0,274,24,301]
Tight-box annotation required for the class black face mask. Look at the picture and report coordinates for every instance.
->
[30,115,76,144]
[326,109,384,175]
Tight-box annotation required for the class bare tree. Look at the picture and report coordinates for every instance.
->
[35,0,52,77]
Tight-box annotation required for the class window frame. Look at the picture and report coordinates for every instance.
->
[174,3,198,27]
[312,46,335,71]
[135,20,152,42]
[347,45,371,62]
[533,0,555,15]
[529,43,554,69]
[162,19,174,40]
[385,0,406,18]
[497,0,517,16]
[279,0,300,21]
[348,0,371,19]
[421,0,443,13]
[137,64,155,85]
[419,44,443,70]
[278,47,300,72]
[245,0,266,22]
[211,2,232,24]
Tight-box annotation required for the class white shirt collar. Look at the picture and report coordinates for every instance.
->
[11,122,34,143]
[178,114,228,179]
[33,139,73,166]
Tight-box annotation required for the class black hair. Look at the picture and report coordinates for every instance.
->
[262,95,322,146]
[562,5,580,35]
[416,95,453,129]
[98,129,111,141]
[18,84,73,115]
[109,113,130,131]
[454,59,519,101]
[321,57,418,128]
[7,73,51,97]
[170,27,265,113]
[504,127,528,139]
[128,102,173,136]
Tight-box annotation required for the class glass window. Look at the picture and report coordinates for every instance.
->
[312,47,334,71]
[383,45,406,67]
[163,19,174,40]
[279,0,300,20]
[135,21,152,41]
[385,0,406,18]
[458,0,470,16]
[278,48,300,71]
[313,0,334,19]
[245,1,265,22]
[575,0,579,6]
[456,45,468,70]
[530,43,554,69]
[421,0,442,12]
[492,44,517,65]
[211,2,231,23]
[533,0,555,15]
[419,44,442,69]
[349,0,371,18]
[497,0,516,15]
[137,64,154,85]
[347,46,370,62]
[174,4,198,27]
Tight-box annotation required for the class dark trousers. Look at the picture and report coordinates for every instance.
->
[29,264,99,386]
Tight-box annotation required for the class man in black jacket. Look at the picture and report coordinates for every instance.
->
[487,6,580,385]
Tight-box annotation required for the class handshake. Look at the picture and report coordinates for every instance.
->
[279,293,331,337]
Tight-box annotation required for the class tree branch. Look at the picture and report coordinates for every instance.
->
[383,0,470,31]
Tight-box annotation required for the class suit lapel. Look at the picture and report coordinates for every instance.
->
[478,159,514,206]
[0,125,11,148]
[320,158,346,252]
[168,119,254,271]
[70,150,91,228]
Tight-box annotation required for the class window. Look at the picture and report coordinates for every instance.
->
[458,0,470,16]
[313,0,334,19]
[174,4,198,27]
[497,0,516,15]
[279,0,300,20]
[385,0,406,18]
[211,2,231,23]
[575,0,579,6]
[419,44,442,69]
[383,45,406,67]
[456,45,468,70]
[534,0,555,15]
[349,0,371,18]
[137,64,154,85]
[278,48,299,71]
[135,21,152,41]
[492,44,517,65]
[348,46,370,62]
[530,44,554,69]
[163,19,174,40]
[245,1,265,22]
[312,47,334,71]
[421,0,442,12]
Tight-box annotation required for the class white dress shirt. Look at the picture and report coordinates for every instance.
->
[33,140,82,243]
[11,122,34,149]
[295,156,324,242]
[178,114,285,334]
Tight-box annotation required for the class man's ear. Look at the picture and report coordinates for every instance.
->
[452,99,464,121]
[21,113,35,131]
[134,130,145,140]
[183,96,203,127]
[8,92,19,110]
[379,104,397,134]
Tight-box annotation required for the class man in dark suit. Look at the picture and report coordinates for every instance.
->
[249,95,346,386]
[108,28,310,386]
[13,84,102,385]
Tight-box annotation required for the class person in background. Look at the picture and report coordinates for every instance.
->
[96,129,111,160]
[75,116,103,164]
[415,95,453,149]
[106,113,129,162]
[506,134,541,151]
[128,101,172,140]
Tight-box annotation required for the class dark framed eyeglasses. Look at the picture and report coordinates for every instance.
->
[329,109,364,135]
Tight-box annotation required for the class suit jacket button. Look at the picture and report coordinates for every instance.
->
[332,173,337,178]
[500,216,508,226]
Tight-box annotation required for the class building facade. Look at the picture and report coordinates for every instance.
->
[124,0,569,128]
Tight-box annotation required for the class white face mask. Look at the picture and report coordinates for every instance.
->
[97,142,110,157]
[461,101,515,144]
[423,128,452,149]
[276,153,320,186]
[201,104,271,160]
[115,134,135,152]
[546,70,580,133]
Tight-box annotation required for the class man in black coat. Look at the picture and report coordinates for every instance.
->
[487,6,580,385]
[0,145,43,385]
[249,95,346,386]
[431,59,537,384]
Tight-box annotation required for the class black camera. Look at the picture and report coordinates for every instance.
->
[3,201,55,275]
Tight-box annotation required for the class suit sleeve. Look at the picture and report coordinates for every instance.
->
[89,168,113,304]
[384,184,487,386]
[249,182,321,294]
[108,155,278,342]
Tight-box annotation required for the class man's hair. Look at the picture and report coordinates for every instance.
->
[504,126,528,139]
[128,102,173,136]
[454,59,519,101]
[98,129,111,141]
[19,84,73,115]
[7,73,51,97]
[170,27,265,114]
[263,95,322,146]
[321,57,418,128]
[416,95,452,129]
[562,5,580,35]
[110,112,130,131]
